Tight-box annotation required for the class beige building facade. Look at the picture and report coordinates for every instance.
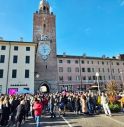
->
[57,55,124,92]
[0,40,36,94]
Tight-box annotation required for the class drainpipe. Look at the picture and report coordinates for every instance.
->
[6,42,11,94]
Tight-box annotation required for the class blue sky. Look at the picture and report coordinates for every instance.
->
[0,0,124,57]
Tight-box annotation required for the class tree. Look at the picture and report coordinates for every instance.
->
[107,80,118,95]
[106,80,118,104]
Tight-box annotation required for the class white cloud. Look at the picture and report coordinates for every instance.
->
[120,0,124,6]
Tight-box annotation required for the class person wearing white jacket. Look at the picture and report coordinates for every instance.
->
[101,92,112,116]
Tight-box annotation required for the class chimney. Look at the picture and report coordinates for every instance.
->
[0,37,3,40]
[63,52,66,57]
[20,37,23,42]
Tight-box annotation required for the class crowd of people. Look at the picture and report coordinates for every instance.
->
[0,91,123,127]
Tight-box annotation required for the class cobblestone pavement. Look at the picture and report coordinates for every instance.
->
[23,112,124,127]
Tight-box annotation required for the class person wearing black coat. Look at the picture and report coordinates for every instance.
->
[15,99,25,127]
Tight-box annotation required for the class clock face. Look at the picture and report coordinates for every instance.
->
[39,44,51,56]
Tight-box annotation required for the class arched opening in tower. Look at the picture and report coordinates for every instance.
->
[40,83,50,93]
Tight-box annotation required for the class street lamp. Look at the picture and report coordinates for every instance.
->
[96,72,100,95]
[120,71,124,92]
[35,71,40,79]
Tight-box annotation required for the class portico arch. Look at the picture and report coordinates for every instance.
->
[40,82,50,93]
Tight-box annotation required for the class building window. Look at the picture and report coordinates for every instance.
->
[1,46,6,50]
[102,68,104,72]
[116,62,119,65]
[67,67,71,72]
[68,76,72,81]
[25,70,29,78]
[92,68,94,72]
[59,60,63,63]
[76,76,80,80]
[108,68,110,72]
[91,61,93,64]
[25,56,30,64]
[0,55,5,63]
[13,55,18,63]
[112,69,114,73]
[118,69,120,73]
[88,76,91,80]
[67,60,71,64]
[12,69,17,78]
[87,68,91,72]
[0,69,3,78]
[99,76,102,80]
[109,75,111,80]
[87,61,89,64]
[93,76,96,80]
[59,67,63,72]
[75,60,78,64]
[82,68,85,72]
[75,67,79,72]
[14,46,18,51]
[104,76,106,80]
[26,47,30,51]
[59,76,63,81]
[98,68,100,72]
[83,76,86,80]
[119,76,121,80]
[82,60,84,64]
[98,61,99,64]
[102,61,104,65]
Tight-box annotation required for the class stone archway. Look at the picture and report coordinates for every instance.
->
[40,83,50,93]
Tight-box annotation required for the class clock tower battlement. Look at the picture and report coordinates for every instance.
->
[34,0,58,93]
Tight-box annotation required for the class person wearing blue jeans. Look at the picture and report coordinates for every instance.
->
[35,116,41,127]
[33,98,43,127]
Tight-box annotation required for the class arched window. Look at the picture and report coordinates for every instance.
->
[47,7,49,13]
[43,24,46,33]
[43,6,46,11]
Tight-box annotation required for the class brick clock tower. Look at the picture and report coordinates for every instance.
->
[33,0,58,93]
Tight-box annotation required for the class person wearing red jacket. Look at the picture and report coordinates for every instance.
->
[33,98,43,127]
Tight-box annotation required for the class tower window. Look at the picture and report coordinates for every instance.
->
[43,6,46,11]
[47,7,49,13]
[44,24,46,32]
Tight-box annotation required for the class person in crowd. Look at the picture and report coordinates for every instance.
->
[74,95,81,115]
[81,94,87,114]
[15,99,26,127]
[1,96,11,126]
[101,92,112,116]
[49,94,56,118]
[87,93,94,115]
[24,97,31,119]
[33,98,43,127]
[0,96,4,126]
[59,94,68,116]
[96,93,102,114]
